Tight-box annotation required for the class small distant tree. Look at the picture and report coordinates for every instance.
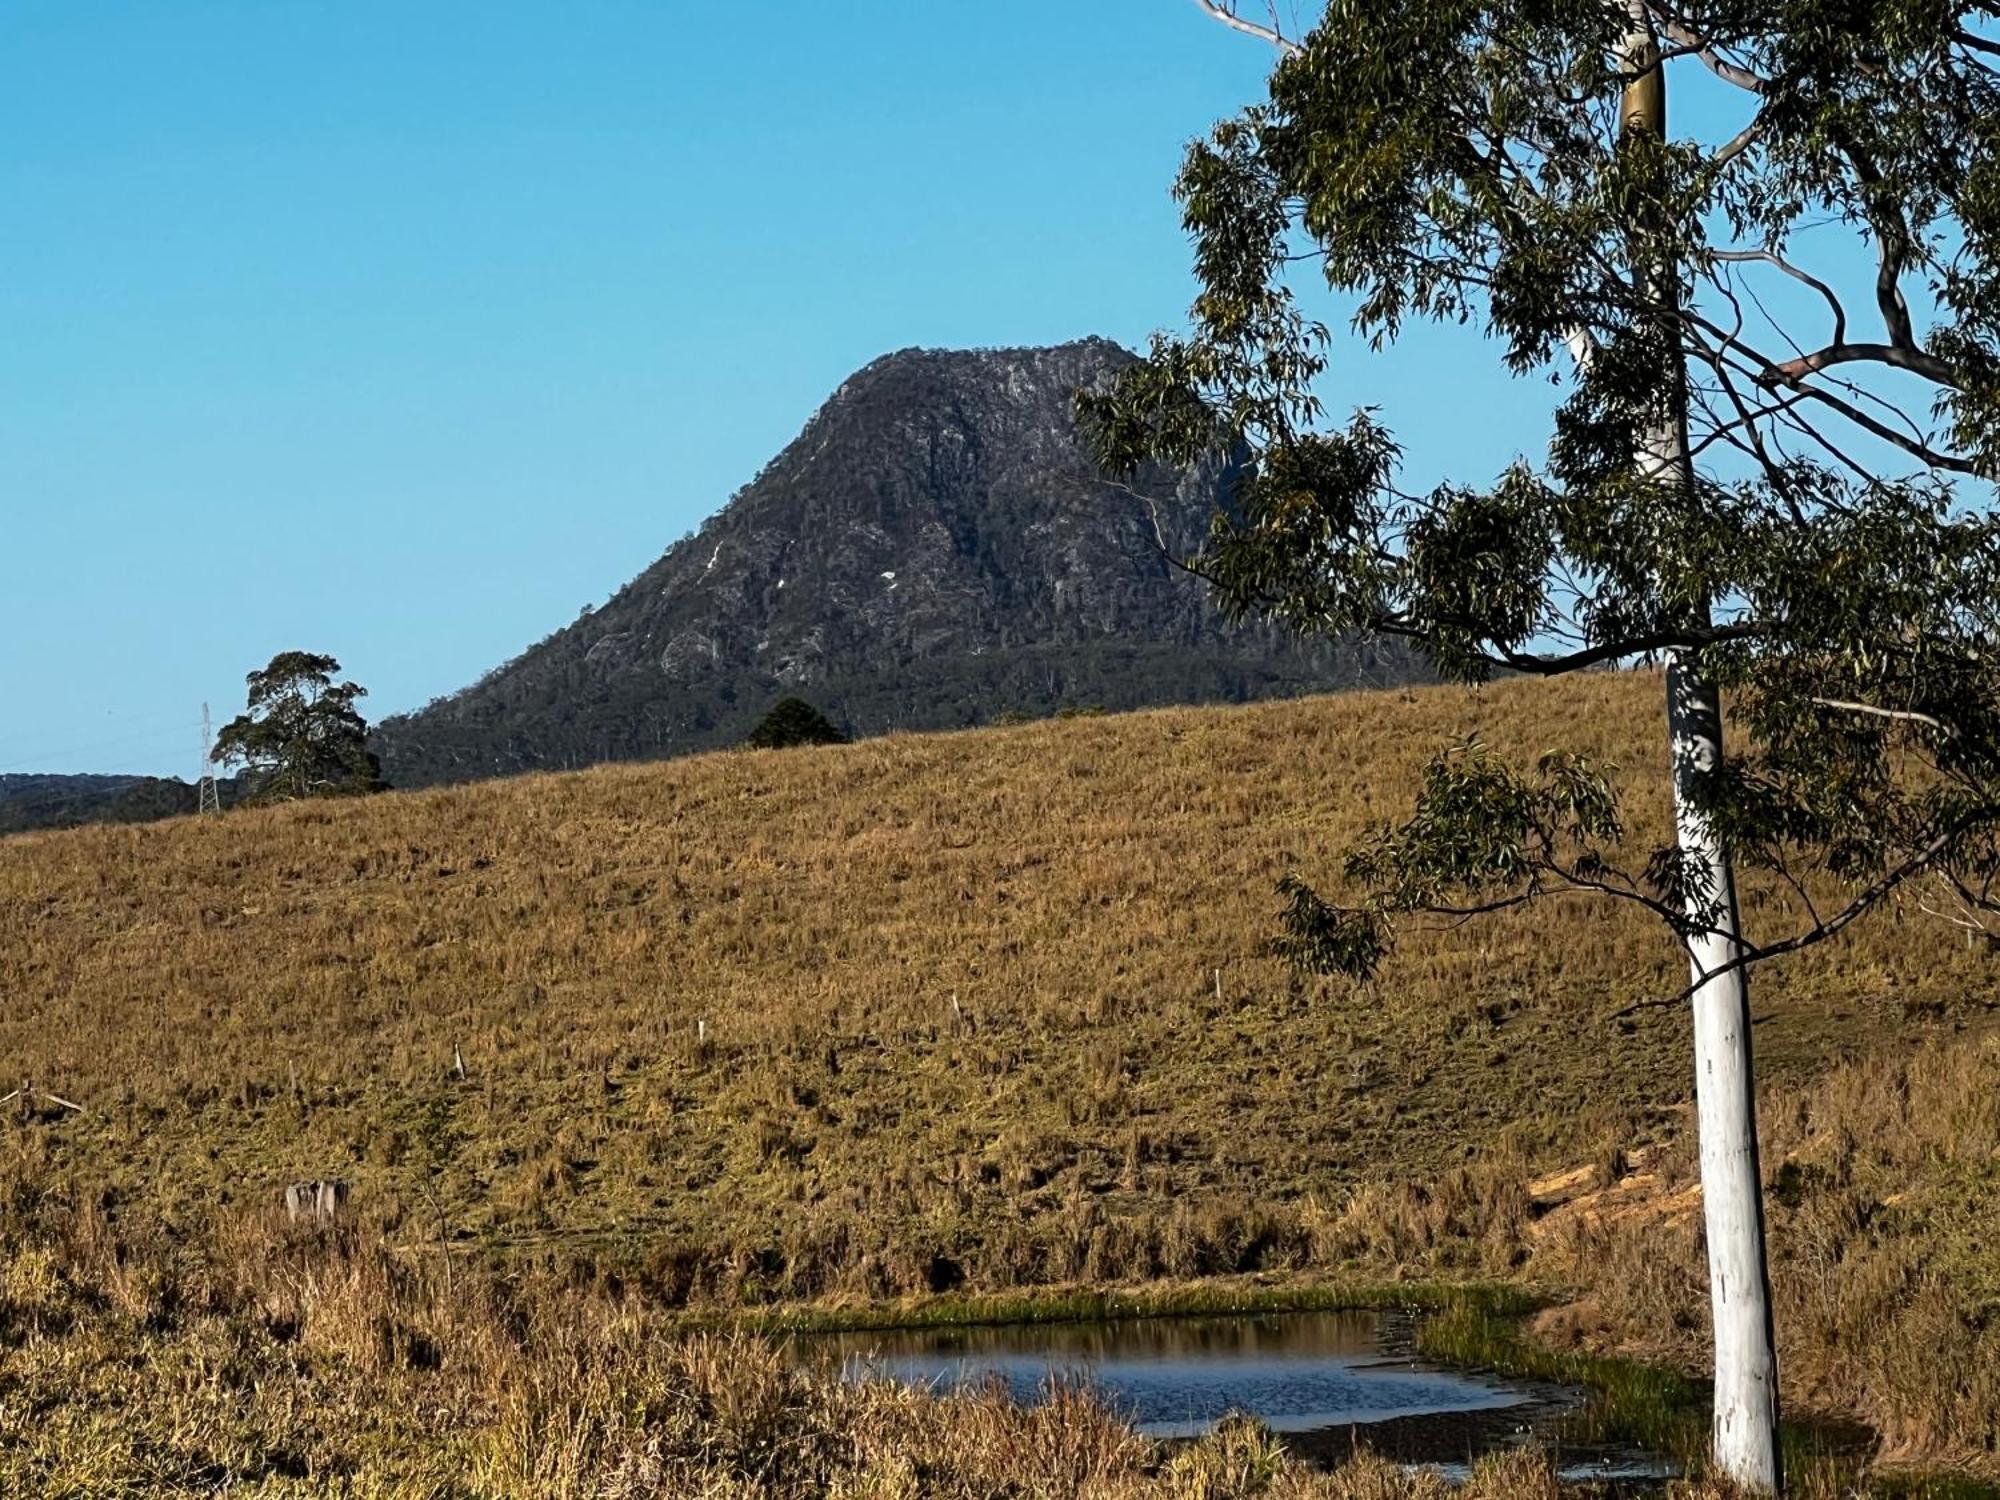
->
[745,697,847,750]
[214,651,382,802]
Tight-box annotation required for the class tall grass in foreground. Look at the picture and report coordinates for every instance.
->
[5,1032,2000,1492]
[0,1167,1887,1499]
[0,1155,1537,1496]
[4,676,2000,1489]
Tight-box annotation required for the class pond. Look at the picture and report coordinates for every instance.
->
[816,1308,1678,1483]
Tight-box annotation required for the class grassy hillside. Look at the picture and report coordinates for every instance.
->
[4,672,1985,1265]
[4,672,1998,1490]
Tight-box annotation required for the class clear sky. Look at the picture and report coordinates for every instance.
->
[0,2,1563,777]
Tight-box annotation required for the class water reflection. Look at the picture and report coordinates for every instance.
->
[822,1310,1527,1438]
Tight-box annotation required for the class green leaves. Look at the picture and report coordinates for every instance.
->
[1279,740,1628,979]
[1195,413,1402,633]
[213,651,381,803]
[1402,471,1561,679]
[1274,874,1388,979]
[1090,0,2000,981]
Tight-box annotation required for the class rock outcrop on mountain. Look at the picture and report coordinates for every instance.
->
[371,339,1421,786]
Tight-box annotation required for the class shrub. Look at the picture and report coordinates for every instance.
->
[745,697,848,750]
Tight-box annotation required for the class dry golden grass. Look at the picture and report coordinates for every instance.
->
[3,671,1998,1492]
[1516,1031,2000,1472]
[0,1159,1852,1497]
[3,672,1986,1281]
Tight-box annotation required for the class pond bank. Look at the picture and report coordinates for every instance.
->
[807,1304,1677,1483]
[711,1276,1537,1336]
[692,1276,1996,1498]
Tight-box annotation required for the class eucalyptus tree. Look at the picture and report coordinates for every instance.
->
[1089,2,2000,1488]
[214,651,383,802]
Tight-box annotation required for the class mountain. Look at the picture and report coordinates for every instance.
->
[373,339,1422,787]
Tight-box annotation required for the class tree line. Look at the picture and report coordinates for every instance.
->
[209,657,851,804]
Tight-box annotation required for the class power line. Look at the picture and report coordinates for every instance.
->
[0,720,205,774]
[0,704,192,753]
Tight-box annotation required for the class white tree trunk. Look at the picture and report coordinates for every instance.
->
[1621,18,1783,1489]
[1667,659,1784,1493]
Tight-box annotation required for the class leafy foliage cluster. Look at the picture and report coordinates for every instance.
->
[214,651,382,804]
[744,696,848,750]
[1085,0,2000,984]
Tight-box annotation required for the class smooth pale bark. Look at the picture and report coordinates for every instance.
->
[1667,661,1783,1491]
[1624,19,1784,1493]
[1198,3,1789,1479]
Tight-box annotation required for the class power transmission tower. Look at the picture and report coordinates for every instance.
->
[197,702,221,816]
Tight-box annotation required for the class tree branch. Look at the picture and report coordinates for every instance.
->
[1955,27,2000,59]
[1711,115,1766,168]
[1648,9,1768,93]
[1483,625,1764,676]
[1684,313,1981,473]
[1607,825,1969,1020]
[1711,249,1847,348]
[1810,697,1952,734]
[1189,0,1303,54]
[1758,341,1962,390]
[1833,133,1923,353]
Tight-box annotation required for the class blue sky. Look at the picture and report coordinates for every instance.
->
[0,4,1645,776]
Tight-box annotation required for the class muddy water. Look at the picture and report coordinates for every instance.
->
[819,1309,1677,1482]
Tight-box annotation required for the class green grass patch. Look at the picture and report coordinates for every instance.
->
[1417,1300,2000,1500]
[700,1277,1539,1336]
[1416,1297,1706,1460]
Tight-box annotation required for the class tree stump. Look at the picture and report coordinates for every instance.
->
[283,1179,349,1224]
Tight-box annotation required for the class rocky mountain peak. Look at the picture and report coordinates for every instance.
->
[371,341,1415,786]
